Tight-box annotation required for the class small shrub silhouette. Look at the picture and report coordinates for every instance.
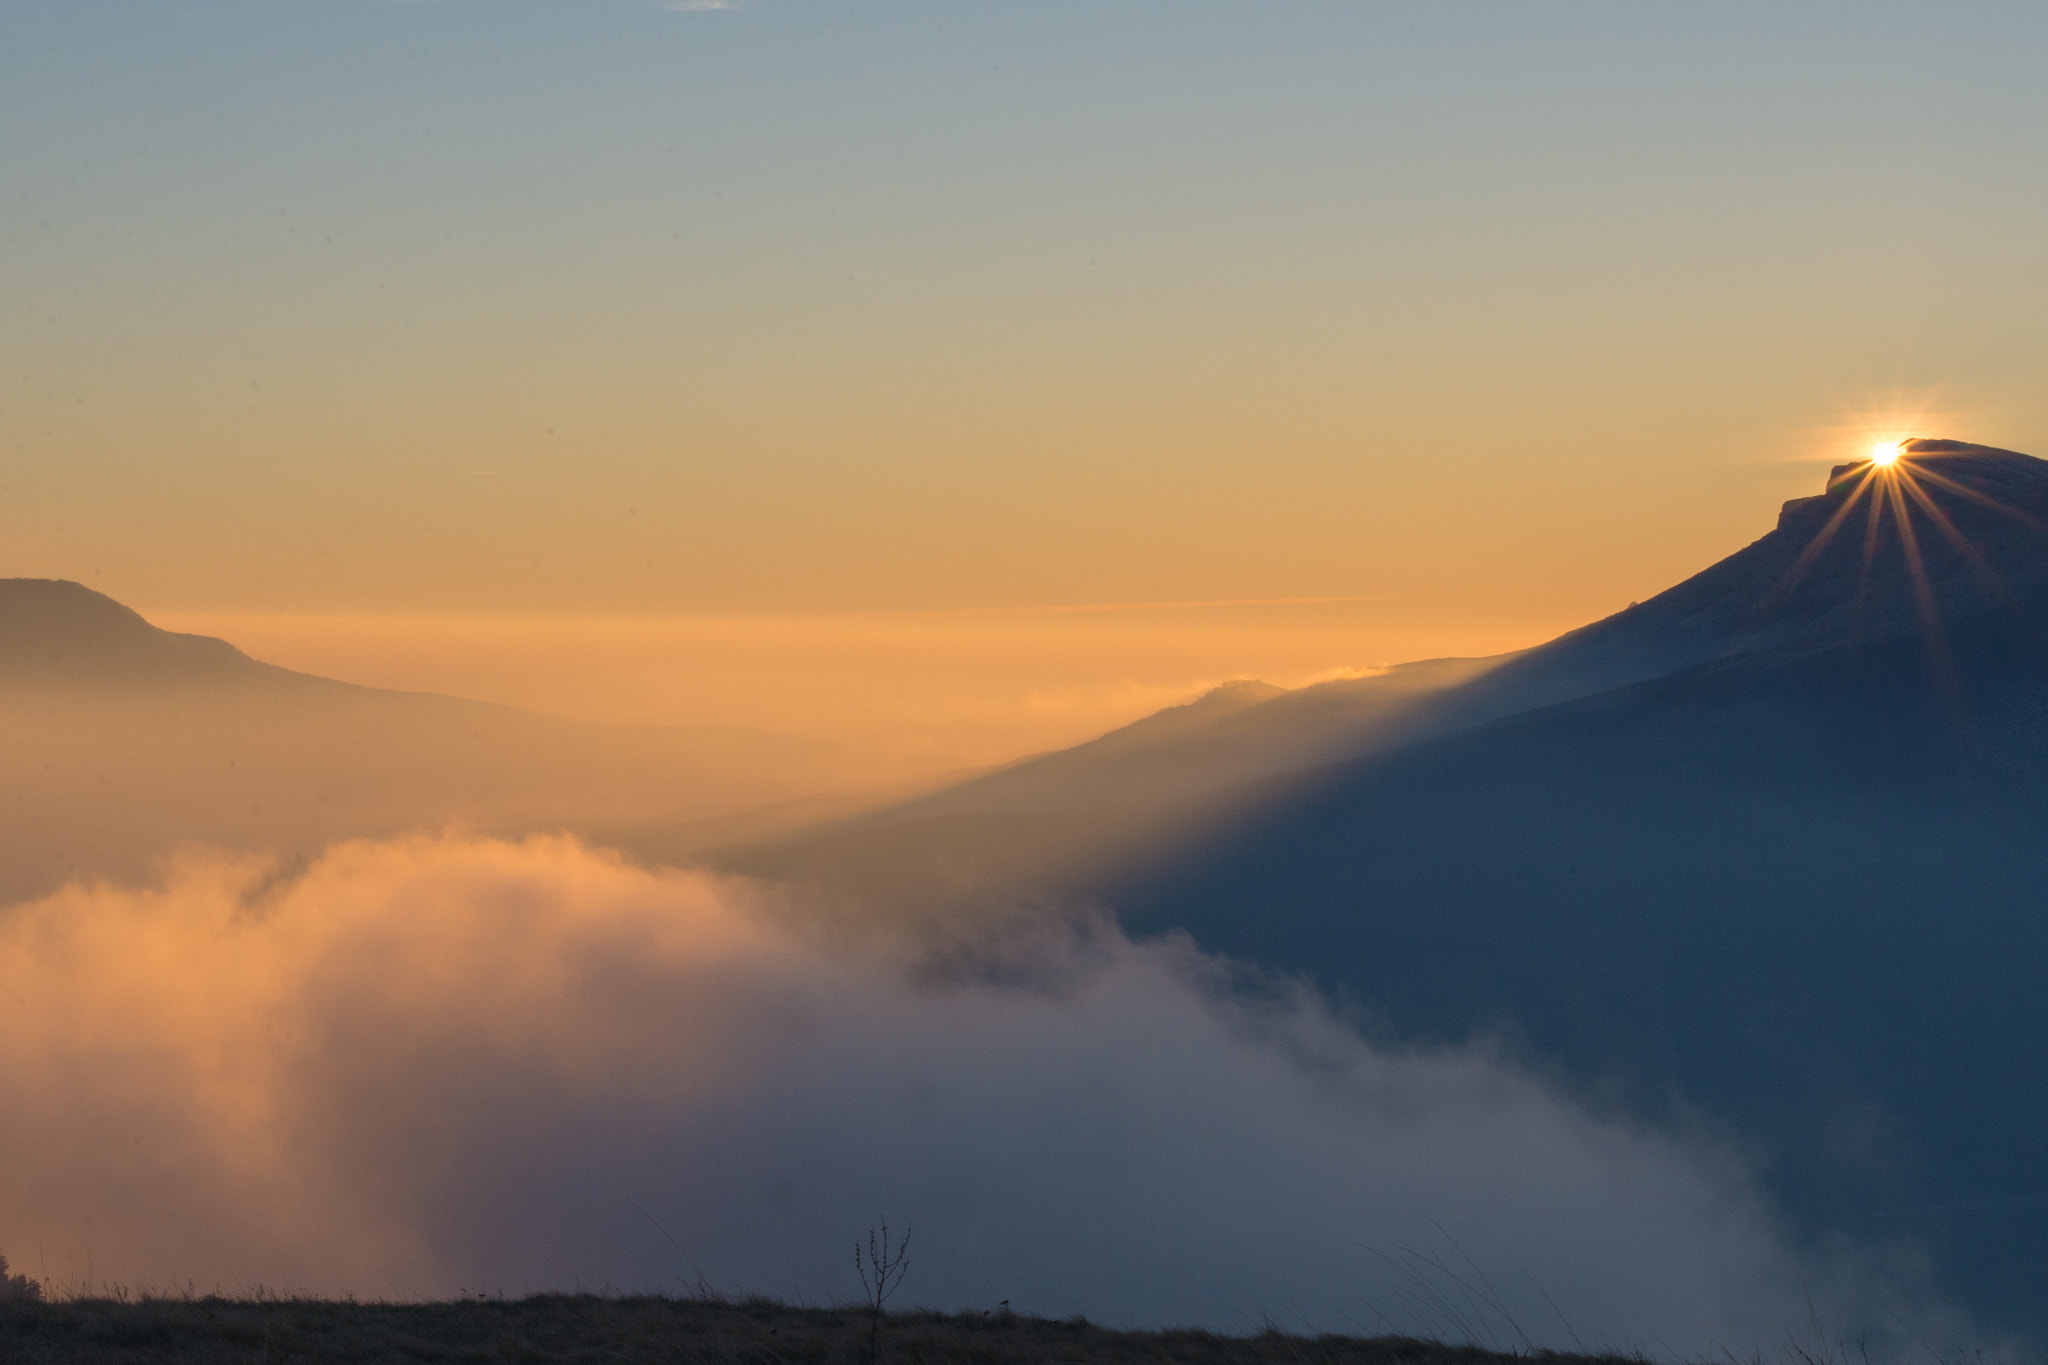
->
[0,1255,42,1304]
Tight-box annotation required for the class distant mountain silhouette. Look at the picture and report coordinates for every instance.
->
[0,579,269,684]
[727,440,2048,1340]
[0,581,881,905]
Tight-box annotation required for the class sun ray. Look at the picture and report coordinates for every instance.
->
[1882,470,1957,693]
[1897,470,2008,600]
[1840,471,1891,647]
[1857,467,1887,594]
[1905,464,2048,534]
[1762,465,1875,610]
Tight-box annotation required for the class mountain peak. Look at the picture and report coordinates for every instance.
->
[1419,440,2048,726]
[0,578,257,684]
[1809,438,2048,506]
[1635,437,2048,660]
[1769,440,2048,620]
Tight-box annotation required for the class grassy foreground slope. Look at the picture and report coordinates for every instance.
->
[0,1297,1638,1365]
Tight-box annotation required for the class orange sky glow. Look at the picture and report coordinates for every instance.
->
[7,4,2044,766]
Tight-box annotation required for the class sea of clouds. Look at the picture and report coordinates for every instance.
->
[0,834,1967,1354]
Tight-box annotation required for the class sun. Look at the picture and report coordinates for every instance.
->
[1869,441,1904,467]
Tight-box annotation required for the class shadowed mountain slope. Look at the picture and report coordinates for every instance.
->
[730,442,2048,912]
[908,658,1504,817]
[720,442,2048,1339]
[1102,442,2048,1341]
[717,657,1517,911]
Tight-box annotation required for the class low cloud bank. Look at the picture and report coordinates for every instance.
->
[0,836,1963,1352]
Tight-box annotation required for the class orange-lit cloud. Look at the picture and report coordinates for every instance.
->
[0,835,1966,1349]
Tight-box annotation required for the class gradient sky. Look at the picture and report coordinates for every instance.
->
[7,1,2048,750]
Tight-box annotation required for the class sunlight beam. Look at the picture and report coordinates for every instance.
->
[1854,466,1888,611]
[1906,465,2048,534]
[1882,472,1957,694]
[1763,466,1875,609]
[1898,473,2008,600]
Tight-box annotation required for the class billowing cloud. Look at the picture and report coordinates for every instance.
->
[0,836,1964,1353]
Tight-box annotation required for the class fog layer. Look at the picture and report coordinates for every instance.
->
[0,836,1952,1352]
[148,607,1559,766]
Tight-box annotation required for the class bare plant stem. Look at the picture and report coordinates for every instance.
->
[854,1220,912,1365]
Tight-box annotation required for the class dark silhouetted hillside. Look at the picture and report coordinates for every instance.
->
[0,1293,1628,1365]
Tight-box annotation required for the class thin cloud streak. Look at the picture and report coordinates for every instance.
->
[864,596,1401,620]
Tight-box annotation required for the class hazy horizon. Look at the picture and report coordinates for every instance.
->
[144,599,1573,763]
[13,4,2048,627]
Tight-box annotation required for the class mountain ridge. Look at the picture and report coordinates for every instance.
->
[0,579,890,908]
[0,578,835,746]
[717,441,2048,1338]
[745,440,2048,882]
[1095,441,2048,1341]
[1390,438,2048,732]
[0,578,268,684]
